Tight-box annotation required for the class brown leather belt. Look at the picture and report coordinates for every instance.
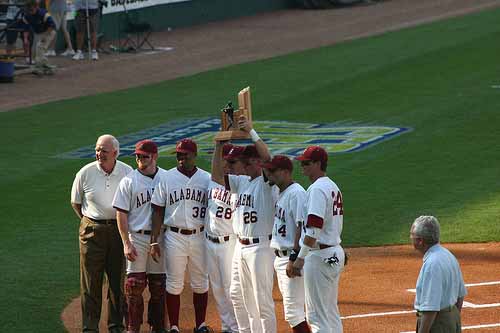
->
[274,249,289,257]
[86,217,117,225]
[206,234,231,244]
[238,234,272,245]
[319,243,333,249]
[169,226,204,235]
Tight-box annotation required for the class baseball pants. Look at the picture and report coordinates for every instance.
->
[164,229,208,294]
[239,240,277,333]
[230,242,252,333]
[127,232,166,274]
[206,235,239,332]
[274,256,307,327]
[304,246,345,333]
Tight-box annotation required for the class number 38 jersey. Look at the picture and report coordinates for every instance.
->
[205,180,236,236]
[270,182,306,251]
[151,167,211,229]
[305,176,344,246]
[227,174,279,238]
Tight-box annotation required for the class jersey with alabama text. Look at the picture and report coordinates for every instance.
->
[270,182,306,250]
[227,174,279,238]
[305,176,343,246]
[151,167,211,229]
[205,180,236,236]
[112,167,167,232]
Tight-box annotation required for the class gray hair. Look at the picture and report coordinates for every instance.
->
[97,134,120,157]
[412,215,440,245]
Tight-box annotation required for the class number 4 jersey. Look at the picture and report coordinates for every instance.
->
[151,167,211,229]
[227,174,279,238]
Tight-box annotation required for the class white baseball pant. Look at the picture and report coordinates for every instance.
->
[274,256,306,327]
[230,242,252,333]
[206,235,239,332]
[127,232,166,274]
[304,246,345,333]
[239,240,277,333]
[164,229,208,294]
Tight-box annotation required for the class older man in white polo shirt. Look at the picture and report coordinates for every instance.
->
[71,134,132,333]
[410,215,467,333]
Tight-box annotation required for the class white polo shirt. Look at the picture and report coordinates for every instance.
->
[71,160,132,220]
[414,244,467,311]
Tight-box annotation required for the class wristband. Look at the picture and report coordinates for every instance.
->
[150,242,159,247]
[249,129,260,142]
[297,244,311,259]
[289,249,299,262]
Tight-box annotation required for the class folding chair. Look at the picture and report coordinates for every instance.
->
[119,5,154,52]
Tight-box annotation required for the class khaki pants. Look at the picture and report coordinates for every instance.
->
[34,30,56,67]
[79,216,126,332]
[416,305,461,333]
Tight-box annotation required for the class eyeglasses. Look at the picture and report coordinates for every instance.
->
[300,160,313,166]
[136,154,152,159]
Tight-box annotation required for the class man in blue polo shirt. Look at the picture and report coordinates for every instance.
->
[410,215,467,333]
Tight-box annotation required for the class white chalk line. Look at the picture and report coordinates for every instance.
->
[400,323,500,333]
[343,280,500,321]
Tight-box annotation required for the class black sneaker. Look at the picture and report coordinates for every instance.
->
[168,326,180,333]
[193,325,213,333]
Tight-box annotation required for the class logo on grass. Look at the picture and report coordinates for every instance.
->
[58,118,410,159]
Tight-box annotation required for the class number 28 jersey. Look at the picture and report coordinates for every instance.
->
[227,174,279,238]
[205,180,236,236]
[151,167,211,229]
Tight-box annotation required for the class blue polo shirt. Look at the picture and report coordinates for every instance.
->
[414,244,467,311]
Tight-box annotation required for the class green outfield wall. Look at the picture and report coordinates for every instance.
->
[64,0,295,46]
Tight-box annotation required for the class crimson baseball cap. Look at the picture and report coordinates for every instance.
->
[135,140,158,155]
[242,145,260,159]
[175,138,197,154]
[224,145,245,161]
[222,143,234,159]
[261,155,293,171]
[295,146,328,164]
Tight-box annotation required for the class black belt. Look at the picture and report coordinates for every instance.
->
[169,226,204,235]
[417,305,455,317]
[86,217,117,225]
[206,234,231,244]
[319,243,333,249]
[238,234,272,245]
[136,230,152,235]
[274,249,289,257]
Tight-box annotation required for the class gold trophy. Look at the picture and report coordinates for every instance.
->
[215,86,253,141]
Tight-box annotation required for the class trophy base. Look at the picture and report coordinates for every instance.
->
[214,130,250,142]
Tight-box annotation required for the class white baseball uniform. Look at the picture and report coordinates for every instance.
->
[270,182,307,328]
[303,176,345,333]
[112,167,168,274]
[151,167,211,294]
[227,174,279,333]
[205,181,239,332]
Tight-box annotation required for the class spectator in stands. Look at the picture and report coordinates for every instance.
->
[72,0,99,61]
[45,0,75,57]
[5,18,32,64]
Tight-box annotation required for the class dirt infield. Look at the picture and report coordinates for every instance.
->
[61,243,500,332]
[1,0,500,112]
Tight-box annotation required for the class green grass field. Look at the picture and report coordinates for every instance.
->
[1,7,500,332]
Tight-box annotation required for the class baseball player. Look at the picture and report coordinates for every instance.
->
[205,143,239,333]
[150,138,211,333]
[292,146,345,333]
[262,155,310,333]
[112,140,167,333]
[212,116,279,333]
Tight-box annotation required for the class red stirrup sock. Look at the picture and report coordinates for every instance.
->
[166,292,180,328]
[193,291,208,328]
